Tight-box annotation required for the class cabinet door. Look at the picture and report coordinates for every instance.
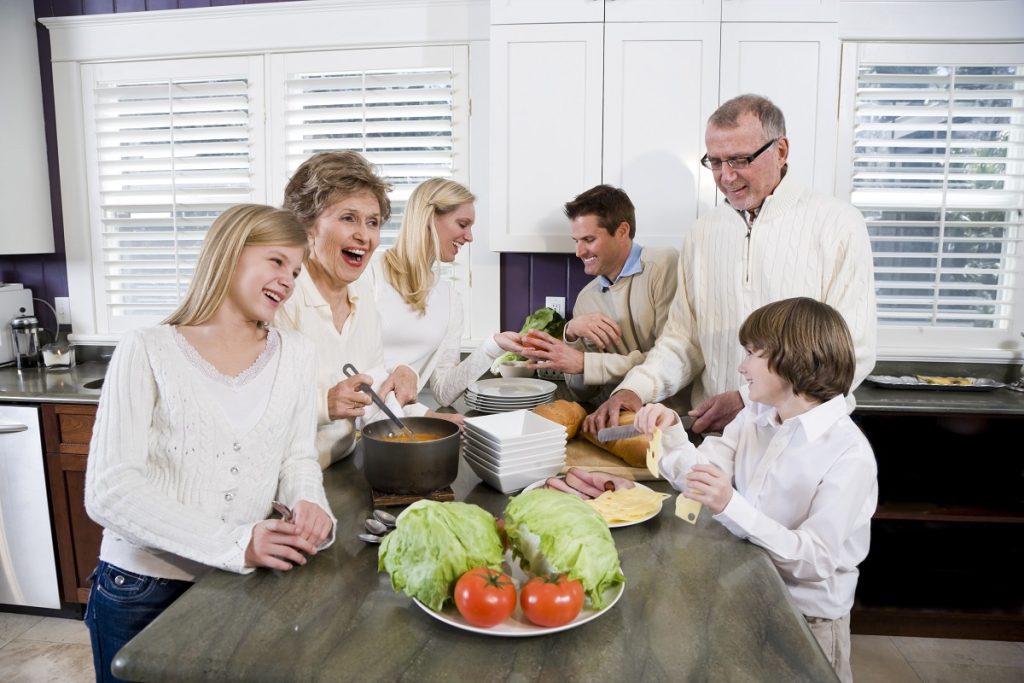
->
[605,0,721,23]
[490,24,604,252]
[721,0,837,22]
[490,0,604,24]
[603,23,720,247]
[719,22,840,195]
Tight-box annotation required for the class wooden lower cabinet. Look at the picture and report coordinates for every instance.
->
[42,403,101,604]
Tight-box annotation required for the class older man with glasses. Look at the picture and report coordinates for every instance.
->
[585,93,877,439]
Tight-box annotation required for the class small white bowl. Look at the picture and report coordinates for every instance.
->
[497,361,534,378]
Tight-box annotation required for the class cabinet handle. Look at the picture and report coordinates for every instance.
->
[0,424,29,434]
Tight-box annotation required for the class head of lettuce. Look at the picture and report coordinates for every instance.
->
[378,500,504,611]
[504,489,625,609]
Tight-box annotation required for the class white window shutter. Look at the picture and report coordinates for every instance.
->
[850,63,1024,330]
[84,57,264,332]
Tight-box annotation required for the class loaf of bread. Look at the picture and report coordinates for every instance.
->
[580,411,649,468]
[531,400,587,439]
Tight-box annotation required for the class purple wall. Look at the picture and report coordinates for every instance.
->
[10,0,582,334]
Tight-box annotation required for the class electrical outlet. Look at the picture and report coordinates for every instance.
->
[544,296,565,317]
[55,297,72,325]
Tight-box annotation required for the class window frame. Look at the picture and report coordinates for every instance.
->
[836,40,1024,361]
[44,0,495,345]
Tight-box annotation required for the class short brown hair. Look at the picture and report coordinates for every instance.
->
[283,151,393,229]
[564,184,636,238]
[709,94,786,141]
[739,297,855,402]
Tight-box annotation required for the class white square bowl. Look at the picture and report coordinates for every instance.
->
[464,409,566,446]
[463,440,565,470]
[462,431,566,460]
[461,451,564,494]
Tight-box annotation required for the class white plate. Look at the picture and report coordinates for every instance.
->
[521,478,664,529]
[463,441,565,471]
[412,555,624,637]
[468,378,558,399]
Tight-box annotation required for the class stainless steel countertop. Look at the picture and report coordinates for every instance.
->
[0,361,107,404]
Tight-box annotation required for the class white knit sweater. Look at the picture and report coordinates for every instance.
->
[617,174,877,409]
[85,326,334,578]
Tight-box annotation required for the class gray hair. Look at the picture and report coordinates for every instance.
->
[709,94,786,141]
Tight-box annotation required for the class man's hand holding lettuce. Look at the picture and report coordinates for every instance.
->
[503,489,625,609]
[491,307,567,374]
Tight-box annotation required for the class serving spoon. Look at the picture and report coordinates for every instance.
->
[342,363,415,438]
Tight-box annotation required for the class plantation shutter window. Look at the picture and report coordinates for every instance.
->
[82,57,265,333]
[273,46,470,251]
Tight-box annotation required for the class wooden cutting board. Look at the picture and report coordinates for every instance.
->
[562,437,658,481]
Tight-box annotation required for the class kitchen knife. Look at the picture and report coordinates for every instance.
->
[597,416,693,442]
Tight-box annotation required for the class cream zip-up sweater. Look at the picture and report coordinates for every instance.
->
[564,245,679,405]
[85,326,334,578]
[617,175,877,410]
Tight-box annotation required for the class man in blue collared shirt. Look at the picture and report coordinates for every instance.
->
[520,185,681,407]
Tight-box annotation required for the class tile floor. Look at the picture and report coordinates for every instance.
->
[1,613,1022,682]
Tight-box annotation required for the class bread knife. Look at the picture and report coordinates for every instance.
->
[596,416,693,442]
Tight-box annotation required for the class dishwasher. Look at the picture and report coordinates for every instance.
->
[0,403,61,609]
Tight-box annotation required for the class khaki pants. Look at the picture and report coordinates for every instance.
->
[806,612,853,683]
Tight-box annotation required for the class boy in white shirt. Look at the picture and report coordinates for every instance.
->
[634,297,877,683]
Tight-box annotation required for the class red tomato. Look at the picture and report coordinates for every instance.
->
[520,574,585,627]
[454,567,516,628]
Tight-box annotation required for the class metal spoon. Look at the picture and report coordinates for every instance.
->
[364,518,389,536]
[373,509,397,528]
[342,363,415,439]
[358,533,384,544]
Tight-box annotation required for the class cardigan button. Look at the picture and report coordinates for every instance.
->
[232,442,241,451]
[230,466,239,475]
[225,492,234,502]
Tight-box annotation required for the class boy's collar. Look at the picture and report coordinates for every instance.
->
[752,394,847,439]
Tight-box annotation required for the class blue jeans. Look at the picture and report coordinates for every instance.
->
[84,561,192,683]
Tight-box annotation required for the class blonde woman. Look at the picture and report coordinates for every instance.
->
[85,205,335,682]
[276,151,426,467]
[364,178,522,420]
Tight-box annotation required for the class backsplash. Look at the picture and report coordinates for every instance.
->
[500,253,591,331]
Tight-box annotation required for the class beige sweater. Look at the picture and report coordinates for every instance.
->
[564,245,679,405]
[617,175,877,410]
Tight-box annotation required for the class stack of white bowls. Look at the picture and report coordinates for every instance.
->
[462,409,566,493]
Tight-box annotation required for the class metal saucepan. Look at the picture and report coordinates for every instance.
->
[361,416,461,494]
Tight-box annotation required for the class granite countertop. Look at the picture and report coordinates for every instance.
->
[113,451,838,682]
[0,361,107,404]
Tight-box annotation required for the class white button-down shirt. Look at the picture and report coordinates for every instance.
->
[659,394,878,618]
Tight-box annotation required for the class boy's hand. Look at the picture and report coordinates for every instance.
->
[684,464,733,515]
[633,403,679,436]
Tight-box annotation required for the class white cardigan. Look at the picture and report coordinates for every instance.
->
[85,326,334,579]
[364,259,502,408]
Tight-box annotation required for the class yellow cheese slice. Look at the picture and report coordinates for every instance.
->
[646,427,662,479]
[675,493,703,525]
[585,487,671,525]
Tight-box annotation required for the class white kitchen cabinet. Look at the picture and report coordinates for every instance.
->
[721,0,838,22]
[489,3,842,252]
[602,23,721,246]
[490,22,719,252]
[719,21,840,195]
[491,0,720,25]
[489,24,604,252]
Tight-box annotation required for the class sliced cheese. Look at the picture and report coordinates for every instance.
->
[675,494,703,525]
[646,427,663,479]
[586,486,670,525]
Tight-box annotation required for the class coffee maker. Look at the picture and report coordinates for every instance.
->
[0,284,35,367]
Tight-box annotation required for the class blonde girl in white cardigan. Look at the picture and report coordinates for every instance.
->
[84,204,334,682]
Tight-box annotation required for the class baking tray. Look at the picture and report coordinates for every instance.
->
[865,375,1004,392]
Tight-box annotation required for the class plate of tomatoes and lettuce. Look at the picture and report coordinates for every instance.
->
[379,493,625,636]
[413,554,624,636]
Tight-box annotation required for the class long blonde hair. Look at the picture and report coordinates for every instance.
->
[383,178,475,315]
[163,204,307,327]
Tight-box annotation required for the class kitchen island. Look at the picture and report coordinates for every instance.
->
[112,448,837,682]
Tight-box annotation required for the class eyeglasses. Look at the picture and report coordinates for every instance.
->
[700,138,778,171]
